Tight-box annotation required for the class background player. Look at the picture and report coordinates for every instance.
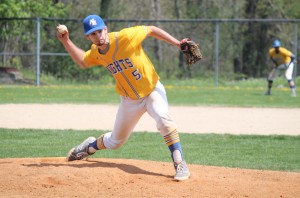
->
[265,39,296,97]
[57,14,190,181]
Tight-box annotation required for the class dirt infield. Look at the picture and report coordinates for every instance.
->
[0,104,299,197]
[0,158,299,198]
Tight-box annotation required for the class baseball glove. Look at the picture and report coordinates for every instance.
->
[180,38,203,65]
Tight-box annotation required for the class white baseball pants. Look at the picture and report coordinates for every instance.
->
[102,81,177,149]
[268,62,294,80]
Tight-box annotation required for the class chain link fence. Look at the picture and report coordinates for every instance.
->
[0,18,299,85]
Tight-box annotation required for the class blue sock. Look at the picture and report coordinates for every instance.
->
[168,142,184,162]
[89,140,99,150]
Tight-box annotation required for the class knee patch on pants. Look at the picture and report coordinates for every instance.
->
[157,114,178,136]
[101,132,127,150]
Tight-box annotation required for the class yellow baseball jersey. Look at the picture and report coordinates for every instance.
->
[269,47,293,65]
[83,26,159,99]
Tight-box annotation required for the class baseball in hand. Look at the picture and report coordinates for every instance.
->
[56,24,68,34]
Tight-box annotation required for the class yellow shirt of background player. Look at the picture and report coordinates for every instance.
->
[269,47,293,65]
[83,26,159,99]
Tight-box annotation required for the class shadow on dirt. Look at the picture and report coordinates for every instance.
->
[23,159,173,179]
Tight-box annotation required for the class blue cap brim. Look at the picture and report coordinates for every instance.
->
[85,25,105,35]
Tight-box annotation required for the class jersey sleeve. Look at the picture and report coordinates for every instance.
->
[82,45,103,67]
[121,26,152,48]
[281,48,293,57]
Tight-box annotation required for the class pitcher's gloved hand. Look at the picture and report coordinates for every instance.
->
[180,38,203,65]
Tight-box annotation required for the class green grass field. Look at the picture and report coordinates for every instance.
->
[1,78,299,107]
[1,129,299,172]
[0,78,299,172]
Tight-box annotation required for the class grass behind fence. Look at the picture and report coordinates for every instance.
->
[1,128,299,172]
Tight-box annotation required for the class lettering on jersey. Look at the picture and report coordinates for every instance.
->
[106,58,134,74]
[106,63,117,74]
[118,59,127,69]
[106,58,142,80]
[125,58,133,68]
[114,61,123,72]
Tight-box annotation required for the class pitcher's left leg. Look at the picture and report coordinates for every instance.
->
[146,81,190,181]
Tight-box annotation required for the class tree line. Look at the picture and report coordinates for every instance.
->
[1,0,299,82]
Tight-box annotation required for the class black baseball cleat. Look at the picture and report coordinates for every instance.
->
[66,137,96,161]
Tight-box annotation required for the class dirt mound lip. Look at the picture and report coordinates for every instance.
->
[1,157,299,198]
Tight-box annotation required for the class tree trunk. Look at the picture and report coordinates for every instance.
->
[100,0,111,19]
[242,0,272,78]
[151,0,163,71]
[175,0,191,79]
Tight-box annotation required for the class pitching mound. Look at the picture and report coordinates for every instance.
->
[0,158,299,197]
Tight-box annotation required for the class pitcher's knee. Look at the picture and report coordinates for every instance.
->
[102,133,127,150]
[157,115,178,136]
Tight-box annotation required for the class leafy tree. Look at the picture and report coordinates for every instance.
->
[1,0,299,82]
[0,0,69,68]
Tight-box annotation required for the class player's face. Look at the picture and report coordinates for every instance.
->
[87,27,108,46]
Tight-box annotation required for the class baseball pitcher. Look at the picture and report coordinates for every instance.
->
[57,15,201,181]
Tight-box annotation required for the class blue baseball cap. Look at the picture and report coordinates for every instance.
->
[272,40,281,48]
[83,15,106,35]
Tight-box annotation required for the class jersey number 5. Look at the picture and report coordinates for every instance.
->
[132,69,142,80]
